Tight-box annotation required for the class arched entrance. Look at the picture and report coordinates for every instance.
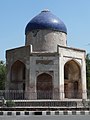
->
[64,60,81,98]
[11,60,26,83]
[10,60,26,99]
[37,73,53,99]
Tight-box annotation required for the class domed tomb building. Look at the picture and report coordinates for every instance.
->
[6,10,87,100]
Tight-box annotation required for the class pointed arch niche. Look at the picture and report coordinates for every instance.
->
[10,60,26,90]
[64,60,82,99]
[37,73,53,99]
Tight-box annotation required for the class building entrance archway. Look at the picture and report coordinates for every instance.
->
[37,73,53,99]
[64,60,81,98]
[10,60,26,99]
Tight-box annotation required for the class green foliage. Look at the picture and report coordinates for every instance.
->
[86,53,90,91]
[6,100,15,107]
[0,60,6,90]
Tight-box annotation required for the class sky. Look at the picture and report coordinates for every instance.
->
[0,0,90,61]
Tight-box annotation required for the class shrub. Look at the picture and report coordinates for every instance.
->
[6,100,15,107]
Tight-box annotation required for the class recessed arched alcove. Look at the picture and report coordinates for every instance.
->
[64,60,82,98]
[10,60,26,99]
[37,73,53,99]
[11,60,26,83]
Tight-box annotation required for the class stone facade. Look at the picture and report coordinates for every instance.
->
[6,44,87,100]
[25,30,67,52]
[6,10,87,100]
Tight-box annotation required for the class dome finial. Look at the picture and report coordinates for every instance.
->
[41,9,50,12]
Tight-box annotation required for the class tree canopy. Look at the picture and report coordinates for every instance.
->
[86,53,90,91]
[0,60,6,90]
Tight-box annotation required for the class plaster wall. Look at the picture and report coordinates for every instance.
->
[5,46,30,95]
[5,44,87,100]
[28,54,60,99]
[25,29,67,52]
[58,46,87,99]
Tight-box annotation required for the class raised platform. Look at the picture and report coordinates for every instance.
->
[0,99,90,111]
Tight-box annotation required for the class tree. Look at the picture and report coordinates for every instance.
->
[86,53,90,98]
[0,60,6,90]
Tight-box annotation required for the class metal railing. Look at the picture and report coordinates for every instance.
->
[0,90,89,100]
[0,90,90,108]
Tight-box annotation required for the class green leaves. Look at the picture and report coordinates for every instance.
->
[0,61,6,90]
[86,53,90,94]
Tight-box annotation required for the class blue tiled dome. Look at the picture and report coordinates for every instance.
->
[25,10,67,34]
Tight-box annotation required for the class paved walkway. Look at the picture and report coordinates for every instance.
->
[0,115,90,120]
